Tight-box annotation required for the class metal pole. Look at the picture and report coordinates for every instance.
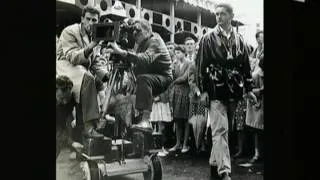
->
[197,11,201,27]
[197,10,201,38]
[136,0,141,19]
[170,0,175,42]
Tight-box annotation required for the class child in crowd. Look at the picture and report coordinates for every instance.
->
[150,89,172,156]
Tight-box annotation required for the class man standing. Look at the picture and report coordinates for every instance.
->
[193,3,257,180]
[106,20,173,133]
[184,37,196,62]
[250,31,264,71]
[56,6,109,138]
[166,41,176,63]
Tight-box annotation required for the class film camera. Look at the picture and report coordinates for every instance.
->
[92,21,135,53]
[92,21,135,68]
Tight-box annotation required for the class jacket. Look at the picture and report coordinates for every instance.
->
[56,23,108,81]
[195,25,253,101]
[56,23,108,102]
[126,33,173,78]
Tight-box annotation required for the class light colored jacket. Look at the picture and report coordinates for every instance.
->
[56,23,108,103]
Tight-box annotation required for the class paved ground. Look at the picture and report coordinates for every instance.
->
[56,148,263,180]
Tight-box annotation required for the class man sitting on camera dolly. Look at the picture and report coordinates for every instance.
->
[56,6,110,139]
[106,20,173,134]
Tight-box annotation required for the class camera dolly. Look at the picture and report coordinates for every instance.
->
[78,60,162,180]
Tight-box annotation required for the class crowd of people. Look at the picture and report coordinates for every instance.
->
[56,3,263,180]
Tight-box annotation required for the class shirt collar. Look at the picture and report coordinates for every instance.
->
[218,26,234,39]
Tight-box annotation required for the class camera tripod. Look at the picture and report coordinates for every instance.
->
[98,59,136,162]
[100,60,136,118]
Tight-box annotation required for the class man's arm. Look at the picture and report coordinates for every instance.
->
[60,27,97,65]
[125,38,162,65]
[241,39,254,93]
[195,35,210,94]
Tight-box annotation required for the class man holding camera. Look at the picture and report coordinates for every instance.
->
[56,6,109,139]
[193,3,257,180]
[106,20,173,133]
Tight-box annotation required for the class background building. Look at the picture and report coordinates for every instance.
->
[56,0,263,46]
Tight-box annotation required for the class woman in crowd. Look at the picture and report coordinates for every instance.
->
[231,90,247,158]
[232,43,255,158]
[169,45,191,153]
[245,56,264,163]
[150,88,172,157]
[166,41,176,63]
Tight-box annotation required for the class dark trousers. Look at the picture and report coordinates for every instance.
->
[75,72,100,128]
[135,74,172,111]
[56,72,100,158]
[56,111,73,159]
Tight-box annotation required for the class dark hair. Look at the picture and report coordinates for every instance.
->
[175,45,186,54]
[56,75,73,91]
[255,31,263,39]
[215,3,234,15]
[184,37,195,44]
[166,41,175,46]
[82,6,100,19]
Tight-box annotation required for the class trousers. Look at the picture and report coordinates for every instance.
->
[75,72,100,127]
[209,100,237,175]
[135,74,172,112]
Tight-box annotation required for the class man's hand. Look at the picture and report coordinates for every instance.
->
[71,142,84,153]
[88,41,99,50]
[84,41,99,58]
[154,96,160,102]
[105,42,127,57]
[199,92,209,107]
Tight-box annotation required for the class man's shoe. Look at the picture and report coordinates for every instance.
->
[248,154,260,164]
[162,147,169,155]
[169,144,182,152]
[83,128,104,139]
[157,151,167,157]
[221,172,231,180]
[96,119,106,131]
[210,166,219,179]
[181,146,190,153]
[131,120,153,133]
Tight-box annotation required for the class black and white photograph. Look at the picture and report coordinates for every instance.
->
[56,0,264,179]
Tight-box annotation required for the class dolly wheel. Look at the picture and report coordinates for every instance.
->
[143,155,162,180]
[80,161,102,180]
